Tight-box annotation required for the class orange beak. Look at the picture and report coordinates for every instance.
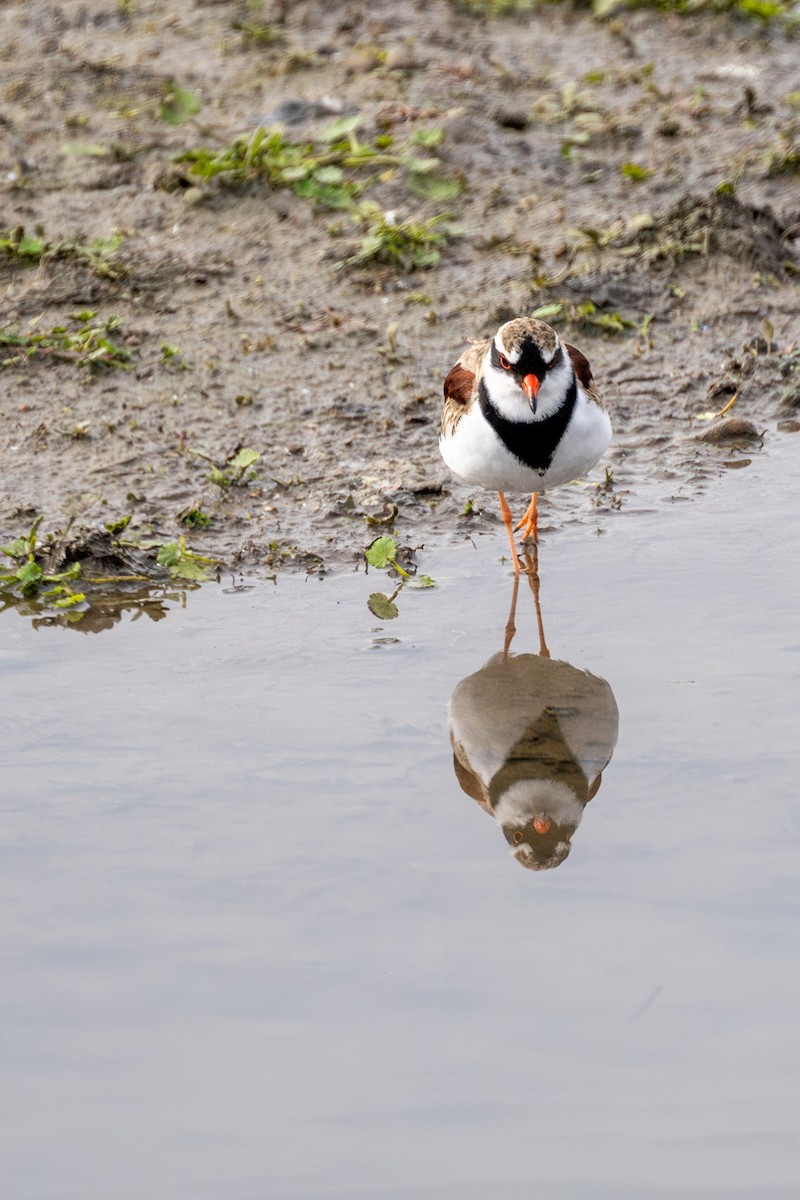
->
[533,815,551,836]
[521,373,540,411]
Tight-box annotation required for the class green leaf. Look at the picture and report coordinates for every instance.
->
[368,591,400,620]
[16,560,43,587]
[409,574,435,588]
[15,235,46,257]
[209,466,230,487]
[531,302,564,320]
[406,156,441,175]
[156,540,215,581]
[160,82,202,126]
[53,591,86,609]
[620,161,654,182]
[179,508,213,528]
[156,542,182,568]
[169,555,212,581]
[318,114,362,143]
[228,447,261,471]
[1,538,28,558]
[313,165,345,184]
[407,174,462,202]
[411,128,444,148]
[104,514,131,535]
[47,562,82,583]
[365,536,398,569]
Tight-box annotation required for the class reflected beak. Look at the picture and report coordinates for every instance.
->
[521,373,540,412]
[533,814,551,836]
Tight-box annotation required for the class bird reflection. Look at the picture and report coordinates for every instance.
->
[448,549,618,870]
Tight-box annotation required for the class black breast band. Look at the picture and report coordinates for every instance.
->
[478,375,577,474]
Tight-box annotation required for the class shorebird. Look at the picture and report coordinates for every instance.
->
[440,316,611,572]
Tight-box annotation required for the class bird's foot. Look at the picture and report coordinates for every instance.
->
[513,494,538,543]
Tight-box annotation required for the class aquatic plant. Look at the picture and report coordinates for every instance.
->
[365,535,434,620]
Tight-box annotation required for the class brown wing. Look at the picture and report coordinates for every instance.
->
[450,736,491,812]
[441,337,490,436]
[565,342,603,407]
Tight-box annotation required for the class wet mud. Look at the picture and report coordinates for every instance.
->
[1,0,799,587]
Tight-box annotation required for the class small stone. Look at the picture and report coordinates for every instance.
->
[493,107,530,131]
[695,417,761,443]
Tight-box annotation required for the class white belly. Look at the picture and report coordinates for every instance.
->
[440,396,611,493]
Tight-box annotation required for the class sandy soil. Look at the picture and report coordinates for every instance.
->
[1,0,799,582]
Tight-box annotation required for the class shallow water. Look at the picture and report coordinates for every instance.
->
[2,436,799,1199]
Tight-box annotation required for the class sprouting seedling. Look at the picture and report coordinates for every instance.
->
[191,446,261,487]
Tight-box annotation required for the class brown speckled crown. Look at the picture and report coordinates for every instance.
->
[497,317,559,361]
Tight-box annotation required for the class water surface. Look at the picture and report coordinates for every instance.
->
[2,437,799,1199]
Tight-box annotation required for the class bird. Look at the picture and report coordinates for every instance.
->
[448,548,619,871]
[440,316,611,572]
[449,648,619,871]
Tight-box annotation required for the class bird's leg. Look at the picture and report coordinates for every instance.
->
[514,491,538,543]
[503,572,521,658]
[498,491,522,575]
[522,546,550,658]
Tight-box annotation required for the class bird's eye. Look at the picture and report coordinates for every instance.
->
[499,354,511,370]
[513,831,523,845]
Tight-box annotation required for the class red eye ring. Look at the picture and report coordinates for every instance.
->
[499,354,511,370]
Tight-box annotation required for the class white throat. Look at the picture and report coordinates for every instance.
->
[533,354,575,420]
[482,347,575,424]
[493,780,585,829]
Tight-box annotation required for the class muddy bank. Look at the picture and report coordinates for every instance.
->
[1,0,799,586]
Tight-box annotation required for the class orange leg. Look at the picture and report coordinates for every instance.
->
[521,547,550,658]
[498,491,522,575]
[503,572,521,658]
[514,491,538,543]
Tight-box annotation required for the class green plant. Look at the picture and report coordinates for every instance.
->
[178,508,213,528]
[156,537,218,581]
[453,0,536,14]
[364,535,434,619]
[176,117,461,212]
[160,342,188,369]
[592,0,795,19]
[764,127,800,176]
[531,299,636,333]
[189,446,261,487]
[345,204,459,271]
[216,447,261,487]
[0,311,133,371]
[0,519,85,615]
[620,161,654,182]
[159,81,202,126]
[0,227,126,278]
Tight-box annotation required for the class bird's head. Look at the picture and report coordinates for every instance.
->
[493,778,585,871]
[486,317,570,422]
